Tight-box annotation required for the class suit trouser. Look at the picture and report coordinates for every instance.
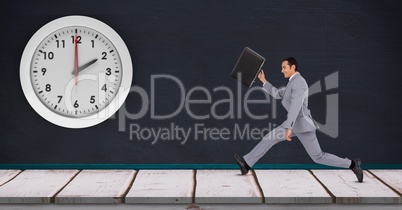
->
[243,126,351,168]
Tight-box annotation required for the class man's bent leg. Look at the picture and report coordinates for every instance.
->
[296,131,351,168]
[243,126,286,167]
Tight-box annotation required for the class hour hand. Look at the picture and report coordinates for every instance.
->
[71,58,98,75]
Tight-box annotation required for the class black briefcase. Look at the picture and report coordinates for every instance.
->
[231,47,265,87]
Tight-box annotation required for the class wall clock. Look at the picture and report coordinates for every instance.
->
[20,15,133,128]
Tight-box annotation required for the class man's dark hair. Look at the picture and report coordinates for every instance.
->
[283,57,298,71]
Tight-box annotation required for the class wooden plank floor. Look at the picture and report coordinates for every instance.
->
[311,170,401,204]
[125,170,194,203]
[0,170,21,186]
[0,170,78,203]
[369,170,402,196]
[0,169,401,204]
[55,170,136,204]
[195,170,262,203]
[255,170,332,203]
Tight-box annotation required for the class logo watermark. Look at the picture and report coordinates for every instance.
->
[68,71,339,143]
[129,122,278,145]
[115,71,339,143]
[308,71,339,138]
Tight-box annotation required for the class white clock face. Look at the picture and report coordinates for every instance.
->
[31,26,122,117]
[20,16,133,128]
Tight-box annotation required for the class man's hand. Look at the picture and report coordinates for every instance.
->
[286,129,292,141]
[258,70,267,84]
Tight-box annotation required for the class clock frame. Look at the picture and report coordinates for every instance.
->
[20,16,133,128]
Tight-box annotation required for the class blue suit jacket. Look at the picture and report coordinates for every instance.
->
[262,72,317,133]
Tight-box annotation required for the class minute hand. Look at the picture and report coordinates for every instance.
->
[71,58,98,75]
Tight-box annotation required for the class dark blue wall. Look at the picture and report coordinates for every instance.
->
[1,0,401,165]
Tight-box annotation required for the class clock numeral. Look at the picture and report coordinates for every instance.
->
[91,40,95,48]
[45,84,51,92]
[102,52,107,60]
[72,35,82,44]
[57,96,63,104]
[41,68,47,75]
[41,51,54,60]
[74,100,79,108]
[90,96,95,104]
[106,68,111,76]
[56,40,65,48]
[101,84,107,92]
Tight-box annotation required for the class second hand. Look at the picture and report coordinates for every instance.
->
[74,33,78,86]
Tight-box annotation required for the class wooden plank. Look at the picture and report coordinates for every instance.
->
[369,170,402,195]
[125,170,194,203]
[195,170,262,203]
[255,170,332,203]
[0,170,21,186]
[0,170,79,203]
[56,170,136,203]
[311,170,401,203]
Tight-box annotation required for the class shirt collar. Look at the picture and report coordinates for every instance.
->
[289,72,299,81]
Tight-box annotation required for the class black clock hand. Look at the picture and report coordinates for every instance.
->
[71,58,98,75]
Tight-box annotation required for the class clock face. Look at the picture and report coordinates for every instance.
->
[20,16,132,128]
[30,26,122,117]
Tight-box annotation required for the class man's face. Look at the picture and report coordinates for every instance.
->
[281,61,296,78]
